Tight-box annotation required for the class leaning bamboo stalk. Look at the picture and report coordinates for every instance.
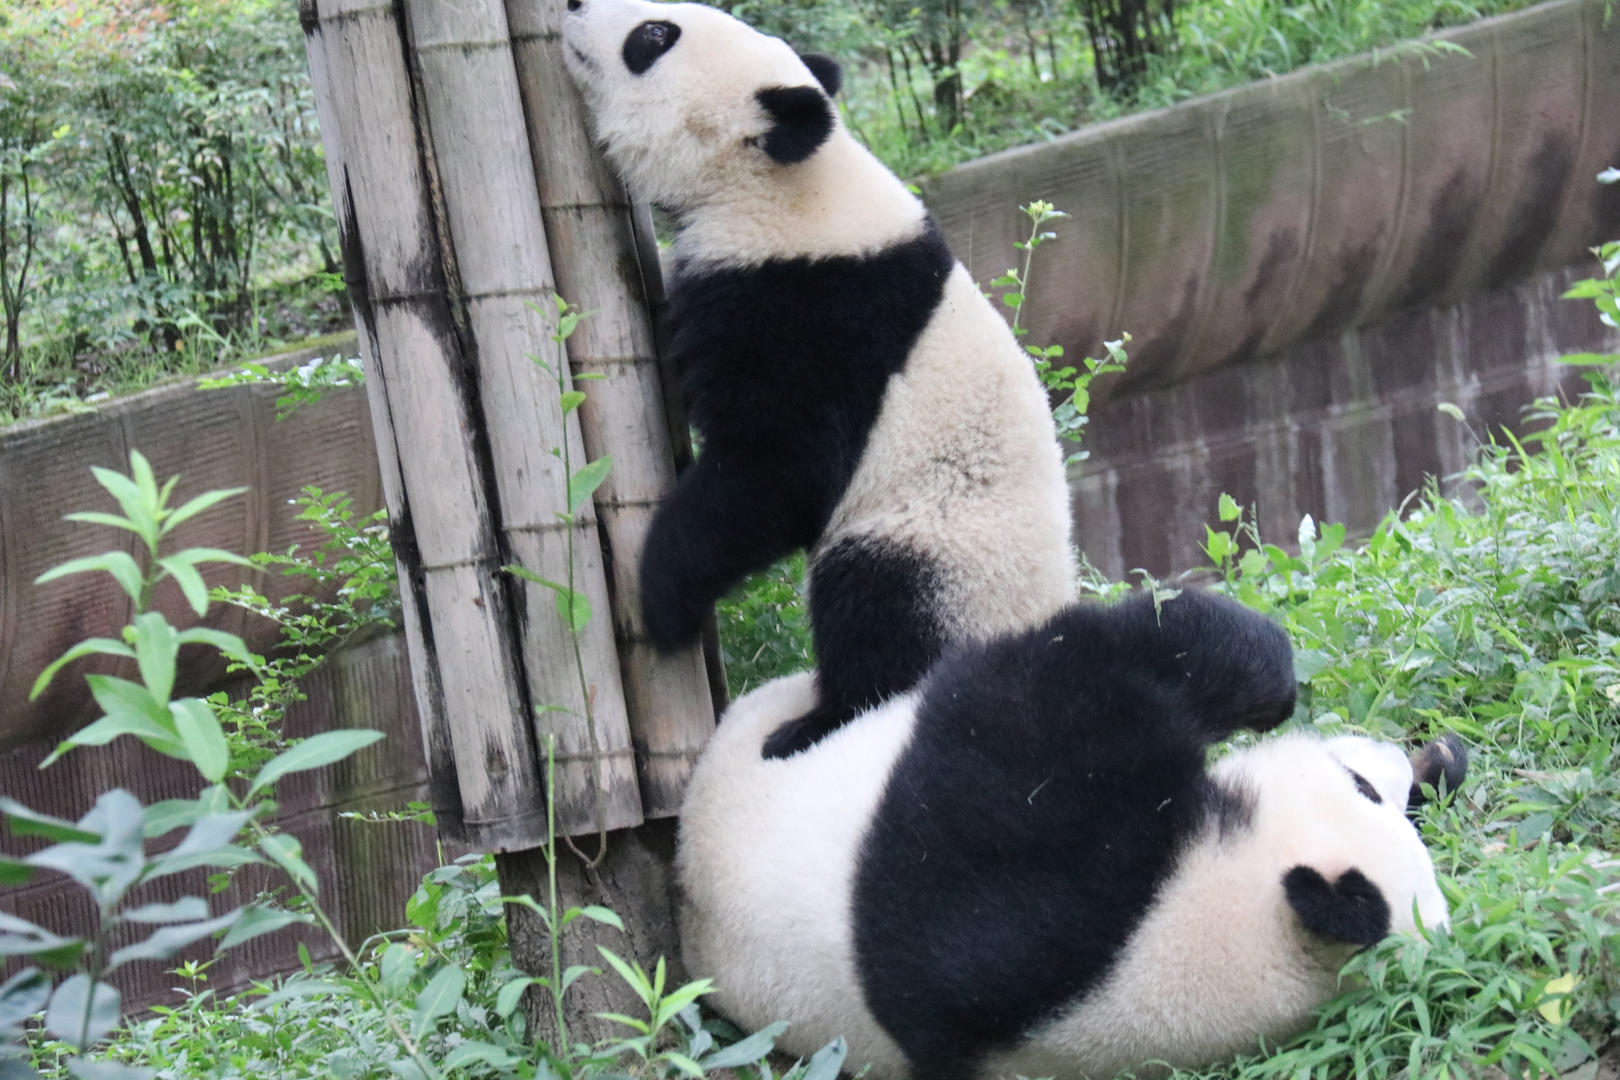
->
[300,0,546,851]
[508,0,717,818]
[401,0,643,837]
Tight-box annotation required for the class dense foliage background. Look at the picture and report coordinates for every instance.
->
[0,0,1530,423]
[0,0,341,423]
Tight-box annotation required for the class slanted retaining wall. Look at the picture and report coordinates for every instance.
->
[922,0,1620,573]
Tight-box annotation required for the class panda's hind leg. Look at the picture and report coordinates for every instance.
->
[761,535,951,759]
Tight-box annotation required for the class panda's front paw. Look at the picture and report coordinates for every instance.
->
[639,520,707,651]
[761,716,821,760]
[640,578,704,651]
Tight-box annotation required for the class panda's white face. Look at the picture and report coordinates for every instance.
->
[1215,733,1450,934]
[561,0,833,212]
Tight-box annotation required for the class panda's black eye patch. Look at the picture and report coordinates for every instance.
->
[623,20,681,75]
[1346,768,1382,804]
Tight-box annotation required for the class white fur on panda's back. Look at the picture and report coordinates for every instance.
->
[822,264,1078,635]
[676,673,914,1075]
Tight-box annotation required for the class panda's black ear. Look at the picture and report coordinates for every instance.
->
[756,86,835,165]
[1283,866,1390,947]
[1407,735,1468,813]
[799,52,842,97]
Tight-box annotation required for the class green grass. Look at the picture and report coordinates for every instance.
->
[1179,373,1620,1079]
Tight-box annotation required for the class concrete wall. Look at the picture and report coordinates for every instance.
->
[921,0,1620,572]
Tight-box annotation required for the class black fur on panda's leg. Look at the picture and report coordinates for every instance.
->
[853,590,1281,1074]
[639,455,816,651]
[1408,734,1468,812]
[1113,588,1298,741]
[761,535,951,759]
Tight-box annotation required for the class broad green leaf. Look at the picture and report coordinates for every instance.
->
[596,946,650,1000]
[576,905,624,931]
[653,978,714,1029]
[500,893,552,930]
[0,859,32,887]
[1538,972,1579,1024]
[559,390,586,415]
[43,974,120,1049]
[90,465,158,545]
[1554,352,1620,367]
[568,456,613,515]
[160,810,255,863]
[219,906,311,949]
[160,487,248,535]
[248,729,385,797]
[699,1020,790,1069]
[127,451,159,508]
[67,1060,155,1080]
[659,1052,705,1079]
[258,832,318,893]
[0,915,86,969]
[106,910,241,971]
[157,556,210,617]
[29,637,136,701]
[379,942,419,996]
[556,587,591,633]
[170,699,229,782]
[86,674,168,729]
[442,1040,521,1071]
[141,798,206,839]
[34,552,144,605]
[62,512,141,535]
[0,968,51,1032]
[800,1037,849,1080]
[122,898,208,923]
[494,976,538,1018]
[166,546,256,570]
[251,977,355,1012]
[0,800,99,844]
[410,966,466,1040]
[132,612,180,703]
[1218,492,1241,522]
[176,628,262,674]
[42,710,181,768]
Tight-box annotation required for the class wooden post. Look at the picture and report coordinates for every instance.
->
[300,0,718,1045]
[508,0,718,818]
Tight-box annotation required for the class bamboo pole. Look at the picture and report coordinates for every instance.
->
[301,0,542,849]
[400,0,643,838]
[508,0,718,819]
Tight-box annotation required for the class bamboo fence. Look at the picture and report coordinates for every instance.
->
[299,0,715,858]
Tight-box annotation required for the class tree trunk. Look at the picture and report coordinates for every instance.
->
[496,820,684,1050]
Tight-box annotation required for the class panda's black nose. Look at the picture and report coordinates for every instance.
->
[567,0,582,10]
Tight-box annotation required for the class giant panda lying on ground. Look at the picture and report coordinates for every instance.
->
[678,589,1466,1080]
[562,0,1077,757]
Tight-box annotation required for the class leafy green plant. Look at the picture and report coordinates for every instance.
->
[990,200,1129,464]
[198,353,366,420]
[504,295,616,866]
[210,484,397,778]
[1172,259,1620,1077]
[1,450,398,1079]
